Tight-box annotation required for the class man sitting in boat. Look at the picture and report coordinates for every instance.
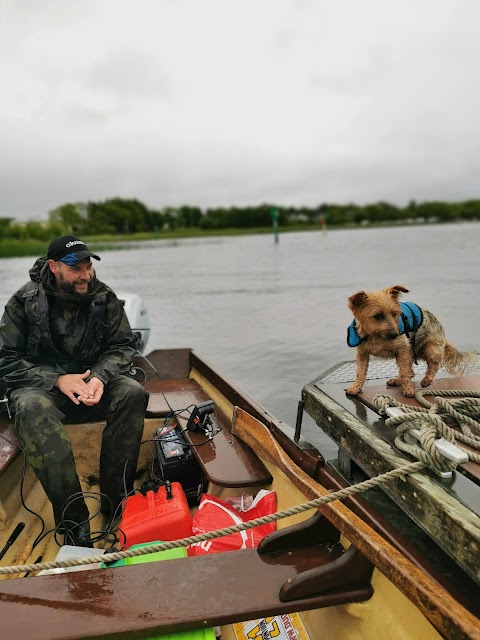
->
[0,235,149,546]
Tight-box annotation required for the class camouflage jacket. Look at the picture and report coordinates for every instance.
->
[0,257,137,391]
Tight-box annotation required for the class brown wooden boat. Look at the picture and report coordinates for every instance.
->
[0,349,479,639]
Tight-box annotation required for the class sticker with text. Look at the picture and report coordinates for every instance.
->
[233,613,310,640]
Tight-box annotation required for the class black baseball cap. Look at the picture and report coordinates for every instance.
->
[47,235,100,266]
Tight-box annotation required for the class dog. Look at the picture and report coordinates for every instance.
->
[345,285,476,397]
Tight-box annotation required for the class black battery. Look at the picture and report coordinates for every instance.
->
[153,425,206,505]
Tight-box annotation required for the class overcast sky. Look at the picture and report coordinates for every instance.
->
[1,0,480,221]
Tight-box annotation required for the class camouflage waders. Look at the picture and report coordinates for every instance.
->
[10,375,148,528]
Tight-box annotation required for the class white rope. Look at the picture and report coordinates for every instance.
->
[373,390,480,468]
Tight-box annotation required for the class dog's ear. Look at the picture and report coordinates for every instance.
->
[386,285,409,299]
[348,291,368,310]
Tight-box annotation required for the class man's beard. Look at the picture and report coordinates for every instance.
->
[57,273,94,296]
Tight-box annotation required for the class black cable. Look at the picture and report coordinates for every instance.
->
[0,428,104,551]
[59,491,102,546]
[2,408,213,555]
[157,401,223,446]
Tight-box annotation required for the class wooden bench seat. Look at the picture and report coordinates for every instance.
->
[0,379,202,479]
[0,378,273,489]
[144,378,273,488]
[0,518,373,639]
[144,378,207,417]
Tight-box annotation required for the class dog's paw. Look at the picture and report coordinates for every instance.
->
[402,385,415,397]
[386,377,400,387]
[346,385,362,395]
[420,377,432,388]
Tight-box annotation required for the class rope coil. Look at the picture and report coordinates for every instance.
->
[373,390,480,469]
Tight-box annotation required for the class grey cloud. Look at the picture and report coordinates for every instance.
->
[88,50,171,100]
[2,0,480,221]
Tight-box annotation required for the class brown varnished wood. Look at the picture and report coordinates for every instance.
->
[134,347,192,380]
[258,512,373,602]
[177,404,272,487]
[144,378,204,416]
[144,378,272,486]
[0,547,373,639]
[359,375,480,411]
[162,379,208,416]
[232,407,480,640]
[280,543,373,602]
[318,465,480,615]
[259,511,341,552]
[358,374,480,414]
[190,350,325,478]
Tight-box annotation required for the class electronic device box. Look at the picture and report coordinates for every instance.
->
[153,425,206,505]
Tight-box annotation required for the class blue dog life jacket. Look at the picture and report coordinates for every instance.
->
[347,301,424,347]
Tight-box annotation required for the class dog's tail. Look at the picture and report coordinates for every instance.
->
[443,343,478,377]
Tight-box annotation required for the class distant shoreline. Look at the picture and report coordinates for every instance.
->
[0,219,476,259]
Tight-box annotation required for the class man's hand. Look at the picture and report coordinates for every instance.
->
[81,376,104,406]
[55,370,92,405]
[54,371,105,406]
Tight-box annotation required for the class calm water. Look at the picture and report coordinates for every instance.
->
[1,223,479,459]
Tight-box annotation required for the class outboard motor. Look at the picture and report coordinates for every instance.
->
[118,293,150,354]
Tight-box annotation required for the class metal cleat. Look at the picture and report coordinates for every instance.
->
[385,406,468,478]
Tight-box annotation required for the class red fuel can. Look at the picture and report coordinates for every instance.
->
[120,482,192,548]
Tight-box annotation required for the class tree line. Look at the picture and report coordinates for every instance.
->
[1,197,479,241]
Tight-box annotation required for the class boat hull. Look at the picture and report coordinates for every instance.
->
[0,349,477,639]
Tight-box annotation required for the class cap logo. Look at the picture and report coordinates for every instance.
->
[61,253,81,266]
[65,240,84,248]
